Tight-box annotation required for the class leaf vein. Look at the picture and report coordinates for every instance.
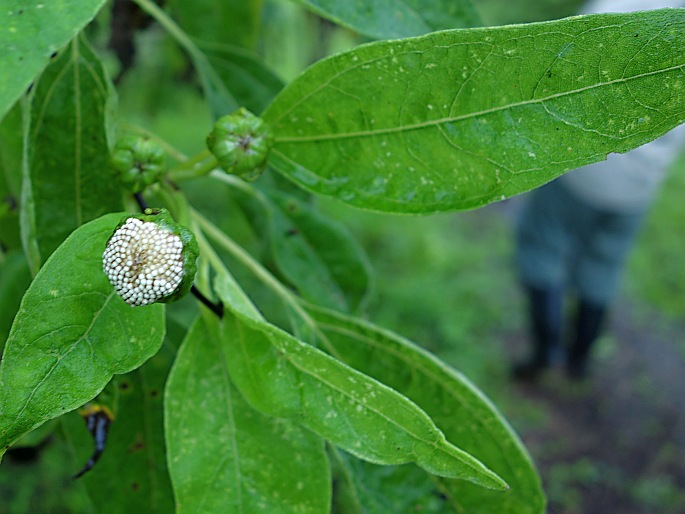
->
[274,62,685,143]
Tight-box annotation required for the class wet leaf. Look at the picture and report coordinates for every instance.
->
[21,36,121,273]
[0,0,108,121]
[165,314,330,514]
[307,305,545,513]
[264,9,685,213]
[293,0,481,40]
[0,213,165,455]
[216,295,508,491]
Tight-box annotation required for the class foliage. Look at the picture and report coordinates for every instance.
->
[627,154,685,319]
[1,0,685,512]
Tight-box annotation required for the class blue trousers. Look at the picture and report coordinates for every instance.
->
[516,179,646,306]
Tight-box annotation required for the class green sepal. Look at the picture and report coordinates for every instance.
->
[111,135,166,193]
[206,107,274,181]
[108,208,199,304]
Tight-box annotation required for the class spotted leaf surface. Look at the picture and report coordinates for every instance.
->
[217,297,507,491]
[0,213,165,454]
[307,305,545,513]
[165,314,330,514]
[264,9,685,213]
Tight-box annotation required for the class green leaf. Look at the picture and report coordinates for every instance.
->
[165,314,331,514]
[0,213,165,454]
[307,305,545,513]
[0,0,108,121]
[264,9,685,213]
[168,0,264,50]
[133,0,238,119]
[62,344,175,513]
[21,36,122,273]
[203,44,284,115]
[0,101,23,198]
[0,101,25,252]
[0,250,31,354]
[216,297,507,491]
[330,448,454,514]
[220,176,371,311]
[293,0,481,40]
[266,189,371,312]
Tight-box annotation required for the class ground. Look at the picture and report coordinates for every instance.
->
[510,296,685,513]
[344,195,685,514]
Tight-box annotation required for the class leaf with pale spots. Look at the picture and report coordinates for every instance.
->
[264,9,685,213]
[217,296,507,490]
[0,213,165,455]
[306,304,544,513]
[165,314,330,514]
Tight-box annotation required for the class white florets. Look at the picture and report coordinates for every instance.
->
[102,218,185,306]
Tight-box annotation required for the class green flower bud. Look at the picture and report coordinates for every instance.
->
[206,108,273,181]
[111,135,166,192]
[102,209,198,306]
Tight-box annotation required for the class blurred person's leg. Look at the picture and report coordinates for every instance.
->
[513,180,575,380]
[568,207,646,378]
[512,285,564,379]
[567,299,606,379]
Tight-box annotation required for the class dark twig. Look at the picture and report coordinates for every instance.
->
[134,191,149,212]
[191,285,224,317]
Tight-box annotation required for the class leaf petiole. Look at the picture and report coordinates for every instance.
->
[167,149,219,182]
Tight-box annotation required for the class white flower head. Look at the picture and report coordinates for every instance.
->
[103,217,185,306]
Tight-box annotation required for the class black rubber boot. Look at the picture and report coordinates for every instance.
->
[512,285,563,381]
[566,299,607,380]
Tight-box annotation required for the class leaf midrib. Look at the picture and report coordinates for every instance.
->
[315,320,525,481]
[267,329,498,484]
[7,291,115,437]
[273,61,685,143]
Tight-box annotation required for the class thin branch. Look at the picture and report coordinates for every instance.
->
[134,191,148,212]
[191,284,224,318]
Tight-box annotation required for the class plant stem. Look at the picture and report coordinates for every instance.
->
[191,284,224,317]
[167,150,219,182]
[134,192,149,212]
[191,208,342,358]
[132,0,237,113]
[191,222,264,320]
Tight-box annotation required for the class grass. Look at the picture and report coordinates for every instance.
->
[626,154,685,321]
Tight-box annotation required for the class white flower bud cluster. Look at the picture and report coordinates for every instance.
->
[103,218,185,306]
